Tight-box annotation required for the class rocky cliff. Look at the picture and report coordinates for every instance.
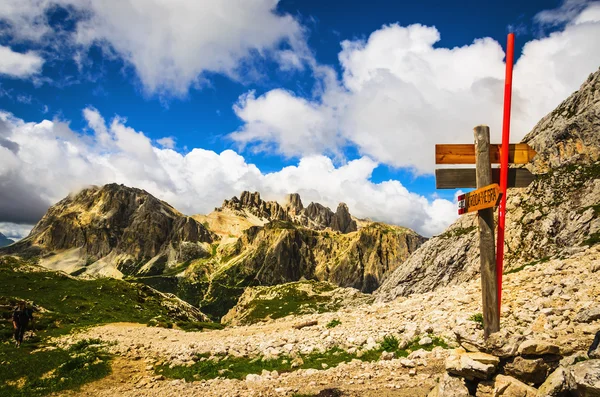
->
[0,232,13,248]
[214,191,358,235]
[376,67,600,302]
[1,183,215,277]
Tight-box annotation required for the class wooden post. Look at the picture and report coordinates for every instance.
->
[474,125,500,338]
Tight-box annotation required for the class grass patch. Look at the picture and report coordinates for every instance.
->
[380,335,399,351]
[326,319,341,329]
[0,256,213,395]
[439,226,476,239]
[468,313,484,328]
[233,281,344,325]
[0,339,111,397]
[157,334,449,382]
[582,232,600,247]
[505,256,550,274]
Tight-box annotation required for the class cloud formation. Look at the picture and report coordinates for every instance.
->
[0,45,44,78]
[0,0,309,96]
[229,3,600,174]
[0,109,457,239]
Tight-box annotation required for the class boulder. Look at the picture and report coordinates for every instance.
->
[570,359,600,396]
[485,329,525,358]
[428,373,470,397]
[575,308,600,323]
[493,375,537,397]
[504,356,550,386]
[446,350,497,380]
[537,367,574,397]
[517,340,560,356]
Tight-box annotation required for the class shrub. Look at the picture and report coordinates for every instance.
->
[379,335,399,351]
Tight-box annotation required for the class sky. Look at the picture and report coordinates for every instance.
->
[0,0,599,240]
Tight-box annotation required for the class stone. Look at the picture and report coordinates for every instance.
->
[537,367,574,397]
[504,356,550,386]
[245,374,261,382]
[380,351,395,361]
[400,359,416,368]
[570,359,600,396]
[446,350,496,380]
[427,373,470,397]
[420,336,433,346]
[576,308,600,323]
[493,375,537,397]
[517,340,560,356]
[465,352,501,367]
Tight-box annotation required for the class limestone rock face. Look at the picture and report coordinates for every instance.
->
[523,68,600,173]
[1,183,215,276]
[376,68,600,302]
[219,191,359,234]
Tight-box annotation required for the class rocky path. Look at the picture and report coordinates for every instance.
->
[54,245,600,396]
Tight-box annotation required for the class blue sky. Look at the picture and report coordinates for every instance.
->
[0,0,599,239]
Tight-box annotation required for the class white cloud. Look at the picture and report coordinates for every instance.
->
[0,45,44,78]
[0,0,309,96]
[157,137,176,149]
[0,109,457,237]
[229,3,600,174]
[0,222,33,241]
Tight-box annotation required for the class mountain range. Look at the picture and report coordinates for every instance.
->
[2,68,600,324]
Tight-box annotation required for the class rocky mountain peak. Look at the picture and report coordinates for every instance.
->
[2,183,214,276]
[332,203,357,234]
[284,193,304,215]
[524,67,600,173]
[219,191,359,234]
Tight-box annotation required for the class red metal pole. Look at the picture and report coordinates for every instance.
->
[496,33,515,318]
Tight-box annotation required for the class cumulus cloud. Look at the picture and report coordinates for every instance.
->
[0,45,44,78]
[229,3,600,174]
[0,0,309,96]
[0,109,456,238]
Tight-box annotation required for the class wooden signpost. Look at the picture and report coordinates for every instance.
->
[435,125,537,338]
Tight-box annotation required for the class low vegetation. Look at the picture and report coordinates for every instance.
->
[0,256,219,395]
[0,338,111,397]
[326,319,341,329]
[505,256,550,274]
[156,334,449,382]
[232,281,345,325]
[468,312,484,328]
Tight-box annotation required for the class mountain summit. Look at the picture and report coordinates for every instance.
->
[3,183,215,277]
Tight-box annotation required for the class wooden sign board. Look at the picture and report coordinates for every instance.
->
[436,143,536,165]
[435,168,535,189]
[458,184,501,215]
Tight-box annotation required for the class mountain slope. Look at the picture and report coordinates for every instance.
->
[1,183,215,277]
[1,184,425,319]
[376,67,600,301]
[0,232,13,248]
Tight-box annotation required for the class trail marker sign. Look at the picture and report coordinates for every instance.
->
[457,183,501,215]
[436,143,536,165]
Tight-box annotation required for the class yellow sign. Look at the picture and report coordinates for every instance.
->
[458,184,501,214]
